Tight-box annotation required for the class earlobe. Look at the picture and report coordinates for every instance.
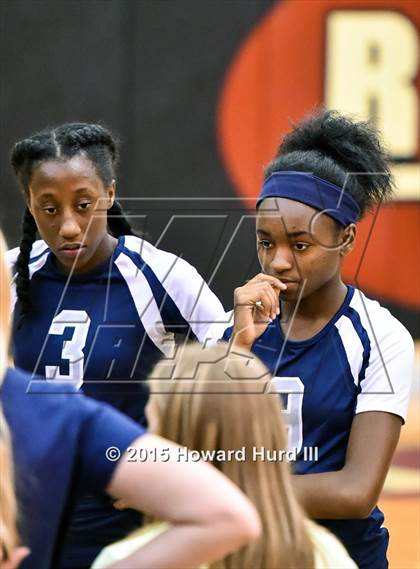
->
[340,224,356,256]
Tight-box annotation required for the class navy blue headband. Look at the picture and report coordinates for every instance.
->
[257,171,360,226]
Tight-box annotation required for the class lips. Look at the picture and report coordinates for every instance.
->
[279,278,299,285]
[58,243,88,261]
[59,243,85,251]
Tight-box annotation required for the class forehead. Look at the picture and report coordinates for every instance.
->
[256,197,337,237]
[257,198,316,230]
[29,155,100,192]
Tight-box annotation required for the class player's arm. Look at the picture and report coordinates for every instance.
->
[293,323,414,520]
[105,433,261,569]
[292,411,401,518]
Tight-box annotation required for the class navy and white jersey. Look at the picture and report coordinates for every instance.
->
[1,366,144,569]
[8,235,227,419]
[7,235,228,568]
[223,285,414,569]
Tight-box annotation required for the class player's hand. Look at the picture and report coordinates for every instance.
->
[0,547,30,569]
[232,274,286,350]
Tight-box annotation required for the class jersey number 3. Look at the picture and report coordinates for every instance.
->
[45,310,91,390]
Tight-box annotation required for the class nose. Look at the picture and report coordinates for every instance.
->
[270,246,294,274]
[58,209,81,240]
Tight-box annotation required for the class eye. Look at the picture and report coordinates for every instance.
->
[78,202,92,211]
[293,242,309,251]
[43,206,57,215]
[257,239,272,250]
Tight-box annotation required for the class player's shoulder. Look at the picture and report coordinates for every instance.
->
[3,366,78,398]
[3,366,115,426]
[121,234,177,262]
[1,367,83,431]
[6,240,49,268]
[349,287,414,353]
[120,235,200,276]
[2,366,34,392]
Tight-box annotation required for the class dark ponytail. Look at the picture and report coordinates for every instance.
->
[264,109,394,219]
[107,201,136,238]
[10,122,137,321]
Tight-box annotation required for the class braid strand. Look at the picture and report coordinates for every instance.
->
[15,208,37,323]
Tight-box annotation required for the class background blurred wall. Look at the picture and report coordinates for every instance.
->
[1,3,419,567]
[0,0,418,336]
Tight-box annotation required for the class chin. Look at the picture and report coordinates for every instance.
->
[281,291,300,302]
[282,286,310,302]
[63,255,91,274]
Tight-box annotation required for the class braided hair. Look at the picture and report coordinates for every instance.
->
[11,122,136,322]
[264,109,394,220]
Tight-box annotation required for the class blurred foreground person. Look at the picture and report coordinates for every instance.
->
[93,343,357,569]
[0,410,29,569]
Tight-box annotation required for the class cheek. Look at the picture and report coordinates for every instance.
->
[84,211,108,239]
[257,248,271,271]
[306,251,340,280]
[32,211,54,239]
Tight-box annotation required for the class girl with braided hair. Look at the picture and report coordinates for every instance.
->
[0,231,261,569]
[6,122,229,568]
[223,110,415,569]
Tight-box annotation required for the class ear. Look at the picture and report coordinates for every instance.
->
[340,224,356,257]
[106,180,116,209]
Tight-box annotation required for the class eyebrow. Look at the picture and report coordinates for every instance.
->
[257,229,311,238]
[35,188,94,199]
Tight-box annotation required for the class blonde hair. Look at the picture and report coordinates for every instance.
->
[0,232,11,380]
[149,343,315,569]
[0,230,19,560]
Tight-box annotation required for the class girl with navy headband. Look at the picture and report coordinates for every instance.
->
[223,110,414,569]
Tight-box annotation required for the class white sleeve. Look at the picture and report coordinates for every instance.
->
[123,236,231,343]
[355,308,415,423]
[6,240,48,269]
[6,247,19,312]
[6,246,20,269]
[6,241,49,313]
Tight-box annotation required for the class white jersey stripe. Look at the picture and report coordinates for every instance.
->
[115,252,176,357]
[334,315,364,386]
[349,288,414,422]
[123,235,229,342]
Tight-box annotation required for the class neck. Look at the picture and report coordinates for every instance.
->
[89,233,118,270]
